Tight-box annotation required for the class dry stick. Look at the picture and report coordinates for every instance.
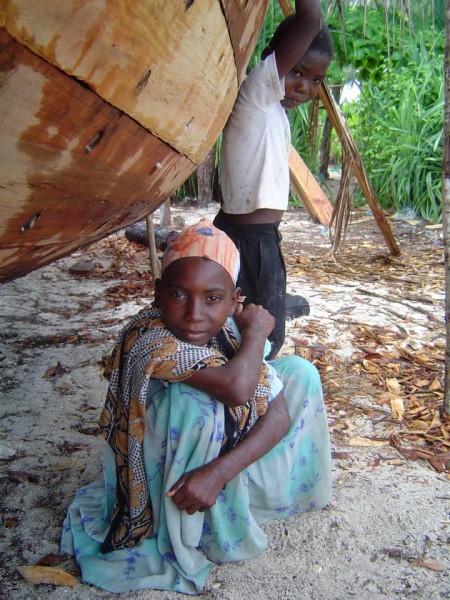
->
[358,286,440,306]
[398,431,450,448]
[378,306,431,327]
[146,214,161,281]
[330,145,352,255]
[277,0,400,257]
[355,286,443,323]
[380,273,442,287]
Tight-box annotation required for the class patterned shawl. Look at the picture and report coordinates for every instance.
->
[99,306,270,552]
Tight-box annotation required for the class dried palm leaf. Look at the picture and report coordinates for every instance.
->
[329,144,353,255]
[318,82,400,256]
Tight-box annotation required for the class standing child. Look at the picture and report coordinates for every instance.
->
[61,219,331,594]
[214,0,334,358]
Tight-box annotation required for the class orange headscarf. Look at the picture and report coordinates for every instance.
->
[162,218,240,284]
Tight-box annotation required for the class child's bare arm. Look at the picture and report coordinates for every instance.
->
[166,391,290,514]
[274,0,323,78]
[186,303,274,407]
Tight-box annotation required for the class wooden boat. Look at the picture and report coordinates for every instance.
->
[0,0,269,281]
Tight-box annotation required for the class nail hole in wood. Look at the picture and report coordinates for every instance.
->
[21,211,43,232]
[85,130,104,153]
[134,70,152,96]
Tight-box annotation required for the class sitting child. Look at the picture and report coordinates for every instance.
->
[61,218,331,594]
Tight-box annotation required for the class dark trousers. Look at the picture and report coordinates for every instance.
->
[214,210,286,359]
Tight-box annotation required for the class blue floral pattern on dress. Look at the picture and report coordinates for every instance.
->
[61,355,331,595]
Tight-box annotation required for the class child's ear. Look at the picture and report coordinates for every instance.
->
[228,286,241,316]
[153,278,162,307]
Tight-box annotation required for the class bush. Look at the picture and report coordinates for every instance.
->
[345,32,444,222]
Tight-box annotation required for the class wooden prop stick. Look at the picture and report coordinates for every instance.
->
[146,214,161,281]
[278,0,296,15]
[289,146,333,226]
[277,0,400,256]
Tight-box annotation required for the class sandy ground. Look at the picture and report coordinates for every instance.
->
[1,203,449,600]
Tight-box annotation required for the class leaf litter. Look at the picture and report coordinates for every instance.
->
[282,206,448,474]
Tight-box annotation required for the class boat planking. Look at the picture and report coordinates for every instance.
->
[0,0,269,281]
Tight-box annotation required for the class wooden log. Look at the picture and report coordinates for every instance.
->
[289,146,333,226]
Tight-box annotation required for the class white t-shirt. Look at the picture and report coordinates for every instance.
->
[220,53,291,214]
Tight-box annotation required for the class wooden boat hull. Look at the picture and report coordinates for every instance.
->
[0,0,268,281]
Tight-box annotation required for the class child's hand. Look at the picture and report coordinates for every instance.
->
[233,302,275,338]
[165,463,224,514]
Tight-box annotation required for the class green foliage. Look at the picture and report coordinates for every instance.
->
[326,2,444,222]
[328,6,388,84]
[327,0,445,83]
[346,32,444,222]
[172,173,197,203]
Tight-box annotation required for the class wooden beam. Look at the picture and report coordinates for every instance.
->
[146,214,161,281]
[289,146,333,226]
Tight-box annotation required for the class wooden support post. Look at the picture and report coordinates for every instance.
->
[289,146,333,226]
[159,197,172,226]
[146,214,161,281]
